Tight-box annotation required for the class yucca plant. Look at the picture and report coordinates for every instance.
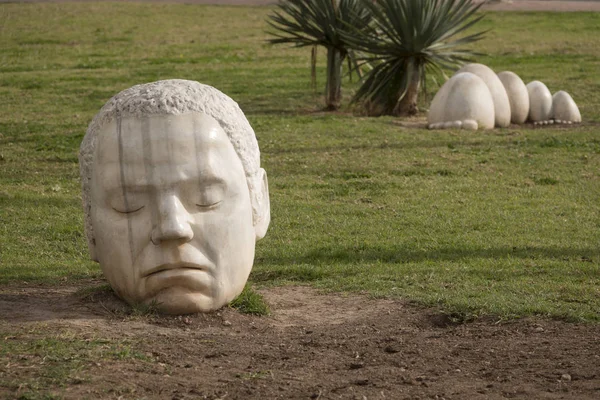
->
[344,0,486,116]
[267,0,371,110]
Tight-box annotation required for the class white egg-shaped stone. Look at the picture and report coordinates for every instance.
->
[449,120,463,129]
[428,77,454,126]
[456,63,511,127]
[526,81,553,122]
[428,72,495,131]
[462,120,479,130]
[442,121,460,129]
[552,91,581,123]
[497,71,529,124]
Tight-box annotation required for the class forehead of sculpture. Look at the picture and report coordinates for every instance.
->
[92,112,245,193]
[95,112,234,166]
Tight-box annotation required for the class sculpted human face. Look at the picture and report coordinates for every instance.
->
[91,112,257,314]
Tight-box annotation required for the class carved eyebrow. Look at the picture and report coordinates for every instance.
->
[104,183,151,196]
[103,175,228,194]
[194,176,227,186]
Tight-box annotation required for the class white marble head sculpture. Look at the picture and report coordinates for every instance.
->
[79,79,270,314]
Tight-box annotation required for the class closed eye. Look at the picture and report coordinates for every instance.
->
[113,206,145,214]
[195,184,226,210]
[196,201,222,210]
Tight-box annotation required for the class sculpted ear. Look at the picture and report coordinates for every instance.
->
[89,239,98,262]
[83,198,99,262]
[252,168,270,241]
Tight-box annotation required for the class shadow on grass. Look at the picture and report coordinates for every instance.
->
[259,245,598,266]
[262,135,600,155]
[252,245,598,285]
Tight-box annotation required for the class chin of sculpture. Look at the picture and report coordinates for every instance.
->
[79,79,270,315]
[497,71,529,124]
[551,90,581,124]
[526,80,553,122]
[428,72,495,131]
[456,63,511,128]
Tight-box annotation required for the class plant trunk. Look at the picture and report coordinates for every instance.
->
[325,47,343,111]
[395,68,421,116]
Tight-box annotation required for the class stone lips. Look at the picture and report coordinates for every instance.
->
[428,72,495,131]
[456,63,511,128]
[526,80,553,122]
[498,71,530,125]
[552,90,581,123]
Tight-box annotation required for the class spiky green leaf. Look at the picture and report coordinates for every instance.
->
[266,0,372,110]
[343,0,487,116]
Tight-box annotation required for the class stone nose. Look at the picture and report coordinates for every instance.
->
[151,194,194,245]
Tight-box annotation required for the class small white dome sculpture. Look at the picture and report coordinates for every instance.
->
[552,91,581,123]
[428,72,495,131]
[497,71,529,125]
[526,81,553,122]
[456,63,511,128]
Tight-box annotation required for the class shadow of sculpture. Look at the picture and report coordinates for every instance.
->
[260,244,596,267]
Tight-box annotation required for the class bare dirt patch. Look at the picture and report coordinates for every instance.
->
[1,282,599,399]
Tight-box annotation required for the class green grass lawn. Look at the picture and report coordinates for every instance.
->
[0,3,598,321]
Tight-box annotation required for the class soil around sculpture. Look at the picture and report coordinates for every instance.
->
[1,282,599,399]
